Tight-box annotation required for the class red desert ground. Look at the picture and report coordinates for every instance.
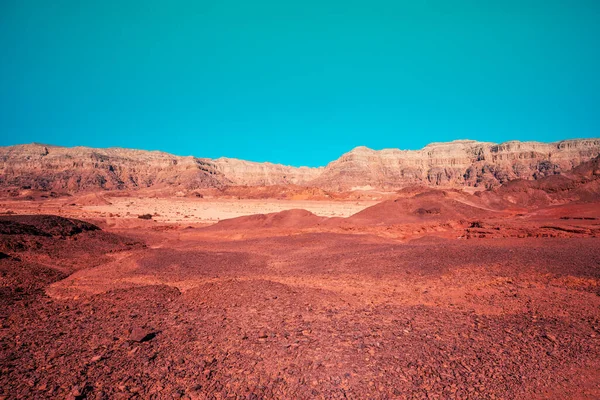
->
[1,139,600,399]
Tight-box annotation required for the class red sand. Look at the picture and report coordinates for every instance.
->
[1,187,600,399]
[208,209,326,230]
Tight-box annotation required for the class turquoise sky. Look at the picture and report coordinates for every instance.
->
[1,0,599,166]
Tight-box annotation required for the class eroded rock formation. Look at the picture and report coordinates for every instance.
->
[311,139,600,190]
[1,139,599,192]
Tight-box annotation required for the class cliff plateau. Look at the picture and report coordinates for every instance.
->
[1,139,599,193]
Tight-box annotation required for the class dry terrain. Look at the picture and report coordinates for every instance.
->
[1,187,600,400]
[1,148,600,399]
[2,139,600,193]
[0,195,377,225]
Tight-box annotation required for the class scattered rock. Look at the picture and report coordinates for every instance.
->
[129,327,156,343]
[544,333,557,343]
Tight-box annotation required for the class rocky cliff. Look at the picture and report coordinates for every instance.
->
[210,158,322,186]
[1,139,599,193]
[0,144,227,192]
[310,139,600,190]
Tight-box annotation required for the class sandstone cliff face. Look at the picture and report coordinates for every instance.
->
[310,139,600,190]
[1,139,599,193]
[209,158,322,186]
[0,144,228,191]
[474,154,600,208]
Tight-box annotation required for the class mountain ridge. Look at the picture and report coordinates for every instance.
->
[1,138,599,192]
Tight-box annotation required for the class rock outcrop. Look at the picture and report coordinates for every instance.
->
[210,158,322,186]
[0,144,227,192]
[310,139,600,190]
[476,154,600,208]
[1,139,599,193]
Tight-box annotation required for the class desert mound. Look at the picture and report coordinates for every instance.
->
[208,209,326,230]
[0,215,142,300]
[396,185,449,197]
[70,192,113,206]
[0,214,100,237]
[203,189,504,235]
[347,190,498,225]
[477,155,600,208]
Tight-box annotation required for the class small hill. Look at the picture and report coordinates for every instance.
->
[347,190,498,226]
[208,209,326,230]
[478,155,600,208]
[71,192,113,206]
[0,215,100,237]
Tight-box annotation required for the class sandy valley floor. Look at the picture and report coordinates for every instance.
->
[1,192,600,399]
[0,196,378,225]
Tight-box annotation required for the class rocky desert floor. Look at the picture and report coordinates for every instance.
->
[1,193,600,399]
[0,194,378,225]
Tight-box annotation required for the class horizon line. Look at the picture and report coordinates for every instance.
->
[2,137,599,169]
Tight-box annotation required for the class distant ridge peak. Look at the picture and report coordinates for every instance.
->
[424,139,481,146]
[0,138,599,192]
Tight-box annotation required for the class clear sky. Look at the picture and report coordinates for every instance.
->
[1,1,599,166]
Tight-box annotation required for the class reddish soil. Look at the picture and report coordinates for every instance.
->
[1,191,600,399]
[346,190,503,225]
[208,209,327,231]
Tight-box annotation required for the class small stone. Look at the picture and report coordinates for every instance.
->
[544,333,557,343]
[71,385,83,397]
[129,327,156,342]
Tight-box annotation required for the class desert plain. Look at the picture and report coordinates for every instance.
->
[1,141,600,399]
